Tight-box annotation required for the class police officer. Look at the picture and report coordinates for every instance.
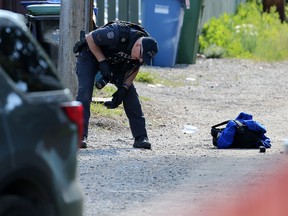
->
[75,21,158,149]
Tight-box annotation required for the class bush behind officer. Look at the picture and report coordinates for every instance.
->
[74,20,158,149]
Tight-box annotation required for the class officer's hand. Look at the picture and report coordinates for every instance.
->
[99,60,112,78]
[104,86,128,109]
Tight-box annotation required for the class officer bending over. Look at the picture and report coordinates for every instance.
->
[75,21,158,149]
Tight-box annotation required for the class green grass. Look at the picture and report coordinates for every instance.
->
[137,69,185,87]
[135,71,155,83]
[199,0,288,62]
[93,84,116,98]
[90,102,124,118]
[91,84,124,117]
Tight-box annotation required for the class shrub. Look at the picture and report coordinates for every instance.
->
[199,0,288,61]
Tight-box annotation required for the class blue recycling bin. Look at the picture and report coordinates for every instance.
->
[141,0,185,67]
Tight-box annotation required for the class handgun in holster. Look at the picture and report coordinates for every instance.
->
[73,30,88,54]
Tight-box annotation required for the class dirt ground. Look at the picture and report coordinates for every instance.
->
[77,57,288,216]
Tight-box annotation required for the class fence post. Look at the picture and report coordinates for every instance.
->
[85,0,94,32]
[96,0,140,25]
[107,0,116,21]
[129,0,139,23]
[96,0,104,26]
[118,0,128,20]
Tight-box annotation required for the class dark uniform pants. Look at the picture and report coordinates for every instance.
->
[75,50,147,139]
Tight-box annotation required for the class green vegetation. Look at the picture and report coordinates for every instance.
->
[137,69,185,87]
[92,85,116,98]
[199,0,288,61]
[91,84,124,117]
[90,101,124,118]
[135,71,155,83]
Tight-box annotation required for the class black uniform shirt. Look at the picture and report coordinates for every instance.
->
[91,22,143,74]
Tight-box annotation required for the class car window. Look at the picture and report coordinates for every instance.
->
[0,25,62,92]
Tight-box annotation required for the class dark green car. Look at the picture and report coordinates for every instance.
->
[0,9,83,216]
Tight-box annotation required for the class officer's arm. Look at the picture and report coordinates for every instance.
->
[86,33,106,62]
[123,67,139,88]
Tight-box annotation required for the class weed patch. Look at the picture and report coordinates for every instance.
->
[199,0,288,61]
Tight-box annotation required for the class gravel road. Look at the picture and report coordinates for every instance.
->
[77,58,288,216]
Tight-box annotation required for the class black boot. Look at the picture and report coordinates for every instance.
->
[133,136,151,149]
[80,136,88,149]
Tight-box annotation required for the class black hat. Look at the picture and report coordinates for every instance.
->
[142,37,158,65]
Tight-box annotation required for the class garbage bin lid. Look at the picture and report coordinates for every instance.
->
[20,1,48,9]
[27,4,61,16]
[26,14,59,21]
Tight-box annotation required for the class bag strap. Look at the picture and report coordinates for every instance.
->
[233,120,248,134]
[211,120,231,129]
[234,120,245,127]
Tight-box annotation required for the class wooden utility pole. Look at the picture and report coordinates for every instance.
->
[58,0,93,97]
[84,0,94,32]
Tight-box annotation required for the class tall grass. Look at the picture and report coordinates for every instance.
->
[199,1,288,61]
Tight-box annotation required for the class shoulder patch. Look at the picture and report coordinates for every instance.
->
[96,33,102,42]
[107,31,114,39]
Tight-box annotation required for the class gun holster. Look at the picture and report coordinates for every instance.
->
[73,30,88,54]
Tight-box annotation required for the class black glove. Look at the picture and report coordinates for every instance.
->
[104,86,128,109]
[99,60,112,78]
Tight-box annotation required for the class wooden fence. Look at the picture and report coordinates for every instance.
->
[95,0,140,26]
[95,0,247,28]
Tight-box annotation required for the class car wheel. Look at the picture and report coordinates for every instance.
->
[0,195,38,216]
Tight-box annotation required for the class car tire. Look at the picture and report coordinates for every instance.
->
[0,195,38,216]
